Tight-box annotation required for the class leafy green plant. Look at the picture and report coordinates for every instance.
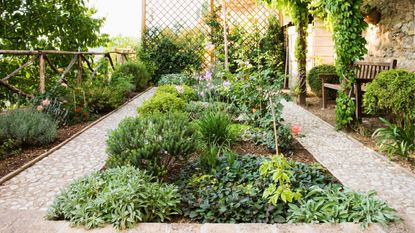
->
[196,111,236,149]
[260,156,302,205]
[373,118,415,159]
[137,92,186,115]
[139,28,205,82]
[364,69,415,125]
[335,91,355,129]
[307,64,338,97]
[106,112,198,177]
[0,109,57,148]
[155,84,196,101]
[177,155,335,223]
[158,73,195,86]
[46,166,181,229]
[287,184,399,228]
[111,61,151,91]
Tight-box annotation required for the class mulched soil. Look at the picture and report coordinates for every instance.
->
[304,96,415,174]
[0,121,92,179]
[232,140,318,164]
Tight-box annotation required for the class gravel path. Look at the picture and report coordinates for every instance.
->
[282,100,415,229]
[0,88,155,211]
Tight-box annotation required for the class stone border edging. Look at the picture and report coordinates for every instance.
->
[0,87,153,185]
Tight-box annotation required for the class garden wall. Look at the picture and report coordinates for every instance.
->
[363,0,415,71]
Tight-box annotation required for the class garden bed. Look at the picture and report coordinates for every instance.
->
[303,96,415,174]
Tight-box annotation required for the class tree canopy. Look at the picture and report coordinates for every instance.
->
[0,0,108,50]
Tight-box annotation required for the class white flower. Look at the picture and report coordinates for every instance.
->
[175,85,185,94]
[199,91,205,97]
[36,105,44,112]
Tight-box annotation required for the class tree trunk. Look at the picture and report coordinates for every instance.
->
[297,21,307,106]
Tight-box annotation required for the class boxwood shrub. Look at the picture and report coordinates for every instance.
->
[363,69,415,122]
[155,84,196,101]
[137,92,186,115]
[111,61,151,91]
[307,65,338,97]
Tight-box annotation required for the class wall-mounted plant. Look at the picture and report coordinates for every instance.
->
[361,4,381,25]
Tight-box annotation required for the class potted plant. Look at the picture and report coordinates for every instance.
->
[362,4,381,25]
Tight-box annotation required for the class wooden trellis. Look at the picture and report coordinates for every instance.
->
[0,50,135,98]
[142,0,280,69]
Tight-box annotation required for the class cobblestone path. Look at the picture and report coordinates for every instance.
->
[282,100,415,228]
[0,88,155,211]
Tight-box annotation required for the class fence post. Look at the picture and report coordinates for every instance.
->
[39,53,45,93]
[141,0,147,38]
[77,54,83,85]
[222,0,229,71]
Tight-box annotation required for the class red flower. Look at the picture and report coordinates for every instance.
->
[291,125,302,136]
[74,107,82,113]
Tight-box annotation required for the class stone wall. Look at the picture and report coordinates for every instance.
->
[363,0,415,71]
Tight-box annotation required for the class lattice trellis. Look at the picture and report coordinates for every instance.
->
[143,0,278,67]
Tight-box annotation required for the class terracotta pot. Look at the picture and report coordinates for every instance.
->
[364,10,381,25]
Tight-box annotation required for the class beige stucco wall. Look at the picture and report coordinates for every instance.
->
[363,0,415,71]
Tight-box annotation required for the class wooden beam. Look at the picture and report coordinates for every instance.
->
[81,54,94,72]
[0,79,34,99]
[0,50,135,56]
[58,55,78,82]
[106,54,115,70]
[39,54,46,93]
[1,55,38,81]
[91,63,103,80]
[44,55,61,74]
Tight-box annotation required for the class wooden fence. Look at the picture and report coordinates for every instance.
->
[0,50,135,98]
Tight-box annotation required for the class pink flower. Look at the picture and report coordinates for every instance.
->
[175,85,185,94]
[36,105,44,112]
[41,99,50,107]
[291,125,302,136]
[223,80,231,89]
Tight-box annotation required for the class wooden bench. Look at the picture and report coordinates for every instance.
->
[321,59,397,121]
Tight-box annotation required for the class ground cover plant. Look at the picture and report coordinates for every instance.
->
[46,166,181,230]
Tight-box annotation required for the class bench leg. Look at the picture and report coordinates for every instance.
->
[322,82,327,109]
[355,82,363,123]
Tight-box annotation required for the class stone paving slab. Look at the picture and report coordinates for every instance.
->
[0,88,156,211]
[0,210,388,233]
[281,100,415,230]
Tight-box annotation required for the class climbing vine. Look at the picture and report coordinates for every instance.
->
[263,0,311,106]
[316,0,368,128]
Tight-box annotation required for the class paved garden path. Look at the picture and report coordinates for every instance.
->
[282,101,415,229]
[0,88,156,211]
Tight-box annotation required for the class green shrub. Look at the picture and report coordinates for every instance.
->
[372,118,415,159]
[158,73,195,86]
[287,184,399,228]
[139,28,204,82]
[155,84,196,101]
[137,92,186,115]
[257,125,294,153]
[196,111,236,149]
[0,109,57,147]
[106,112,198,177]
[364,69,415,123]
[111,61,151,91]
[307,65,338,97]
[46,166,181,229]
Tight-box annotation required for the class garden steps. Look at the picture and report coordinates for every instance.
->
[0,88,156,212]
[0,209,389,233]
[281,100,415,232]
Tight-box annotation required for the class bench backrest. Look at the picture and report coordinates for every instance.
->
[354,59,397,80]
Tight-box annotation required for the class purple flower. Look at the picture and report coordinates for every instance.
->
[223,80,231,89]
[204,71,212,81]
